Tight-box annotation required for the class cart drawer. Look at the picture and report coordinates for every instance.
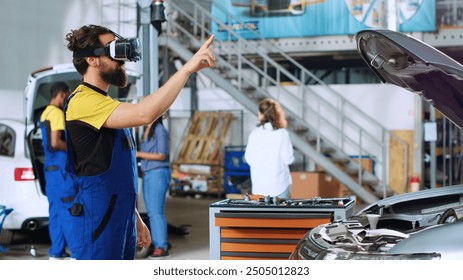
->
[215,212,331,259]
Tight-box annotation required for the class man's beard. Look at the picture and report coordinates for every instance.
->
[100,63,128,87]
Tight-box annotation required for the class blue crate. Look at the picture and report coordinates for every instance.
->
[224,170,250,194]
[224,146,250,172]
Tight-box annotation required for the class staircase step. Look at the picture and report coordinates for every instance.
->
[319,146,336,155]
[372,189,396,198]
[243,93,262,103]
[328,156,351,165]
[228,81,256,92]
[359,177,395,197]
[292,126,309,134]
[306,135,319,144]
[362,178,380,187]
[345,167,366,176]
[223,73,239,80]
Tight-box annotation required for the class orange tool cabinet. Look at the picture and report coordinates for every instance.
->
[209,197,355,260]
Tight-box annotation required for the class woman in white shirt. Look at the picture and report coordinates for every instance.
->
[244,98,295,198]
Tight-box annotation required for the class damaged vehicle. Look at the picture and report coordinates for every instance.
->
[290,29,463,260]
[290,186,463,260]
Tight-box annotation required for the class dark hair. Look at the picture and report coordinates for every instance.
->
[257,98,285,130]
[65,24,115,75]
[147,117,164,140]
[50,82,69,99]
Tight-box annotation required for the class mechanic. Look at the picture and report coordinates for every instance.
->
[39,82,78,259]
[64,24,215,259]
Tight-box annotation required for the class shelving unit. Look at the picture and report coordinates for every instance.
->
[423,105,463,188]
[169,163,223,197]
[169,111,237,198]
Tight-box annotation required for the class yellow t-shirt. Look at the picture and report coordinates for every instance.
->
[65,83,121,176]
[40,105,65,131]
[66,84,120,130]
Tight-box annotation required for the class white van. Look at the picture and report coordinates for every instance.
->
[0,64,142,245]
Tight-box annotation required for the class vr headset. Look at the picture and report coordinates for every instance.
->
[73,34,141,62]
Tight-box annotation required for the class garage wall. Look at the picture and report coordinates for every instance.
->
[0,0,103,90]
[0,90,24,120]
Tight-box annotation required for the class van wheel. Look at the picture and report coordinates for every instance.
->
[0,229,13,246]
[135,246,150,259]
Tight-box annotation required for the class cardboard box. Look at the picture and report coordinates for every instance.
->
[290,172,340,199]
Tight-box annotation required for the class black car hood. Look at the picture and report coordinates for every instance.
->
[356,29,463,128]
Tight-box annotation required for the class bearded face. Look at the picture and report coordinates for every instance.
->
[99,60,128,87]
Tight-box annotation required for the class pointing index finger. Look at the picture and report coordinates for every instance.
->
[201,34,215,50]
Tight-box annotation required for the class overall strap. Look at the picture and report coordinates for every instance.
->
[63,93,77,174]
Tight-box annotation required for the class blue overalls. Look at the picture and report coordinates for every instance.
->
[64,96,138,260]
[39,109,77,257]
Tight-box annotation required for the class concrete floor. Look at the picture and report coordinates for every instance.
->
[1,195,365,260]
[0,196,216,260]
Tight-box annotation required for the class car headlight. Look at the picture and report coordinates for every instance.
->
[290,238,322,260]
[314,248,441,260]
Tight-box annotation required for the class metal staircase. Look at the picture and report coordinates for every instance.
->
[160,0,410,205]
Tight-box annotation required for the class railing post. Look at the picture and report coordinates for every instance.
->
[238,39,242,91]
[358,130,363,186]
[200,8,205,41]
[316,100,321,153]
[193,4,198,38]
[263,60,268,89]
[301,72,305,120]
[382,131,388,199]
[340,99,345,149]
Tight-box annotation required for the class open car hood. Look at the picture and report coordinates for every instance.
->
[356,29,463,128]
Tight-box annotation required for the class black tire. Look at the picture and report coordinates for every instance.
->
[30,246,38,257]
[0,229,13,246]
[438,208,459,224]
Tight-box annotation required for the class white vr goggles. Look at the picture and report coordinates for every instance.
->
[73,34,141,62]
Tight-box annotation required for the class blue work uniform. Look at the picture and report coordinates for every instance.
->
[64,84,138,260]
[39,105,77,257]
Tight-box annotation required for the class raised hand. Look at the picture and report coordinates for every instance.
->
[183,35,216,74]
